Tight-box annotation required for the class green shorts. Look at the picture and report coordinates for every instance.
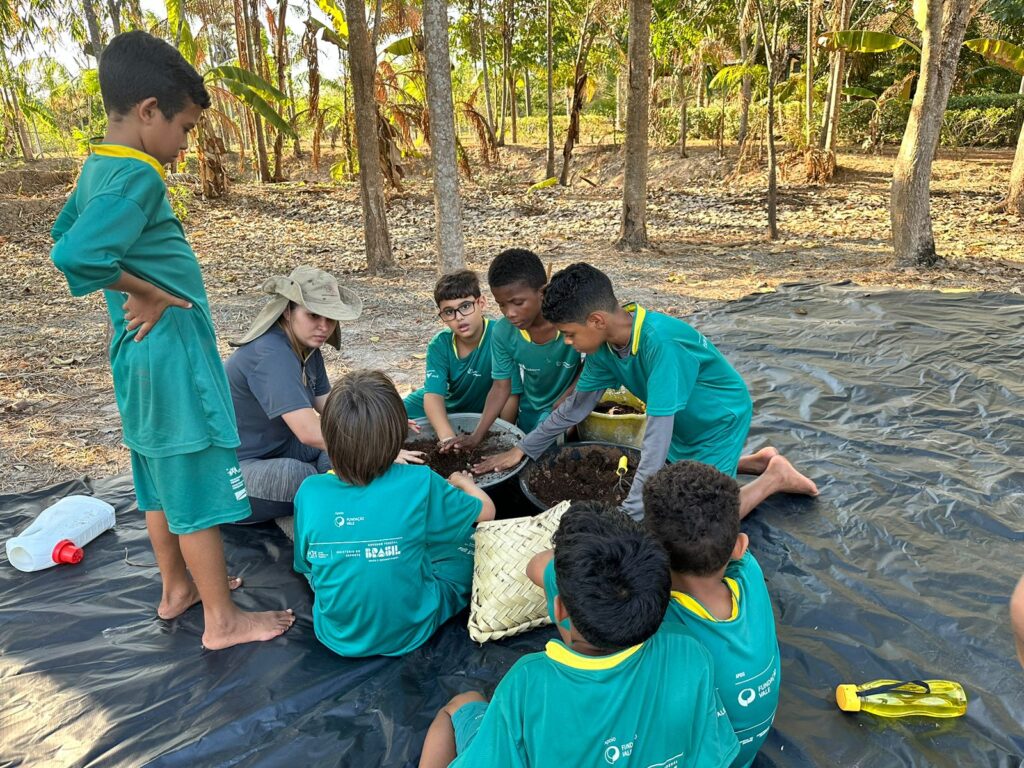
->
[131,445,251,535]
[452,700,488,753]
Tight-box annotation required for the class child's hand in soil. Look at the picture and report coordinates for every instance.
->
[447,470,478,491]
[473,447,524,475]
[395,449,426,465]
[407,420,421,434]
[437,435,458,453]
[450,432,482,452]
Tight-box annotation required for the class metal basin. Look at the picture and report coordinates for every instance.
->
[407,413,528,489]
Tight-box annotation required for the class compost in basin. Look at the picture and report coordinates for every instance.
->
[405,432,507,477]
[525,443,639,508]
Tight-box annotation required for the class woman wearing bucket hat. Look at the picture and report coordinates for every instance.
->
[225,266,424,523]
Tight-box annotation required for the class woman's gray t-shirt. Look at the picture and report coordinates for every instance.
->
[225,326,330,460]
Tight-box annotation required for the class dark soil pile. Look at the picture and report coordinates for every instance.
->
[405,432,505,477]
[592,401,644,416]
[527,446,637,507]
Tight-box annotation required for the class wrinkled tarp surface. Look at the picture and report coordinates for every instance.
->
[2,283,1023,767]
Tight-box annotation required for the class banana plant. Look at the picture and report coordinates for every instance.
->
[818,30,922,56]
[963,38,1024,76]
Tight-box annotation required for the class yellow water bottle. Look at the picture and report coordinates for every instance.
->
[835,679,967,718]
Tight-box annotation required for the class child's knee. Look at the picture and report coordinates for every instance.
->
[444,690,487,715]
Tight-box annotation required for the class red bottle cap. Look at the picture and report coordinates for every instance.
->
[52,539,84,565]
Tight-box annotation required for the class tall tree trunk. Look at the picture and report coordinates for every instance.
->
[545,0,555,178]
[679,97,688,157]
[559,6,595,186]
[423,0,466,271]
[497,43,508,144]
[1006,119,1024,215]
[2,86,35,162]
[108,0,122,34]
[890,0,976,267]
[508,67,518,143]
[284,28,302,158]
[616,0,652,251]
[738,33,752,144]
[615,64,626,131]
[820,0,850,151]
[523,67,532,117]
[271,0,288,181]
[755,0,780,240]
[343,0,395,272]
[303,20,321,172]
[82,0,105,63]
[477,0,495,131]
[804,0,814,146]
[248,0,272,182]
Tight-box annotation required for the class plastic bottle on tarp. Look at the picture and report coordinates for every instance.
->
[5,495,115,572]
[835,679,967,718]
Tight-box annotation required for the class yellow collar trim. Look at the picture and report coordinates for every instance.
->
[544,639,643,670]
[454,318,489,354]
[518,327,560,344]
[619,303,647,356]
[671,577,740,622]
[90,143,167,179]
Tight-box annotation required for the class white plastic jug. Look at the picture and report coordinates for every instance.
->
[5,495,116,572]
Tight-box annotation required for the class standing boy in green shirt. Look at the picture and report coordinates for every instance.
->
[404,270,519,445]
[50,31,294,650]
[644,461,782,768]
[475,262,817,520]
[418,501,739,768]
[452,249,581,450]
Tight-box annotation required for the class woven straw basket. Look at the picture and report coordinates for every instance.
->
[467,501,571,643]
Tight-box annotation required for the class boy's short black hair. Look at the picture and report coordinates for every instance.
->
[541,262,619,325]
[99,31,211,118]
[434,269,481,306]
[643,461,741,576]
[552,501,670,650]
[487,248,547,291]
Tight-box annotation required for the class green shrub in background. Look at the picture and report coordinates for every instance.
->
[510,93,1022,149]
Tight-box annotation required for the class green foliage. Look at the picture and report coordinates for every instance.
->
[964,38,1024,76]
[818,30,921,55]
[517,114,616,144]
[838,94,1024,147]
[167,184,191,221]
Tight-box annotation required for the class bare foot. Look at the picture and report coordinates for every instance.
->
[157,575,243,621]
[737,446,780,475]
[201,609,295,650]
[766,455,819,497]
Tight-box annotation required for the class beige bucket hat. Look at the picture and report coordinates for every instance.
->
[230,266,362,349]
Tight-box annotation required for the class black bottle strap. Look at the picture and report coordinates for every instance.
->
[858,680,932,698]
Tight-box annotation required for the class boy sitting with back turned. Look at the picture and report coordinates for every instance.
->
[419,502,739,768]
[475,262,817,520]
[452,249,581,450]
[50,31,293,649]
[644,461,781,768]
[404,270,519,446]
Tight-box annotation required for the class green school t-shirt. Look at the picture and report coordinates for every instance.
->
[576,305,752,466]
[293,465,482,657]
[423,319,501,411]
[50,145,238,457]
[451,623,740,768]
[664,552,781,768]
[491,317,581,423]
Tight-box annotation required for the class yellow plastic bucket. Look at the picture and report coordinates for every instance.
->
[578,389,647,448]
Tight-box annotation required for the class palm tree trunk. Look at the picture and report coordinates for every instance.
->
[245,0,271,182]
[820,0,850,151]
[271,0,288,181]
[891,0,976,267]
[524,67,532,117]
[343,0,395,272]
[616,0,652,251]
[423,0,466,271]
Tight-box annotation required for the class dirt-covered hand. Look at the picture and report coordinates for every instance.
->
[395,449,426,465]
[122,283,191,341]
[447,470,477,491]
[472,447,524,475]
[436,435,458,453]
[451,432,482,452]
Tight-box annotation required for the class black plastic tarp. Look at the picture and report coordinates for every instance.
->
[2,283,1023,767]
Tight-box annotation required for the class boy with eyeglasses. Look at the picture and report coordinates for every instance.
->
[405,270,520,447]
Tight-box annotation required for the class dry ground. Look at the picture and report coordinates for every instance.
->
[1,142,1021,493]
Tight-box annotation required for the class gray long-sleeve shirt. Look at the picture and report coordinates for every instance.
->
[517,345,674,520]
